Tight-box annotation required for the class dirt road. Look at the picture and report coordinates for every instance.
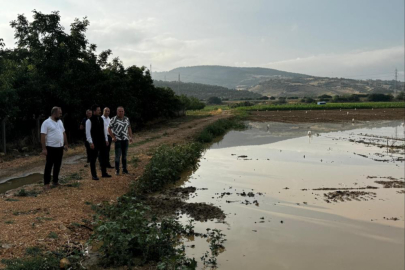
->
[0,113,230,261]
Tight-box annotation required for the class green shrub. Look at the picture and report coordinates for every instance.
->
[197,118,246,143]
[92,196,197,268]
[133,143,204,194]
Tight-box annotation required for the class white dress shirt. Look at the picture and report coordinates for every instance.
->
[40,117,65,147]
[101,115,110,137]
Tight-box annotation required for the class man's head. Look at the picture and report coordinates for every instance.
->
[51,107,62,121]
[92,104,101,116]
[86,109,92,119]
[116,106,125,118]
[103,107,110,117]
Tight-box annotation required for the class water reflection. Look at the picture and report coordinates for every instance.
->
[182,120,405,270]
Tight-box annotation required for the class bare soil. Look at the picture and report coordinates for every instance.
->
[248,108,405,123]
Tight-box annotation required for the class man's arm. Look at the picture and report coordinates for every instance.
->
[128,126,133,142]
[41,133,47,156]
[63,132,68,151]
[108,127,116,142]
[85,119,94,149]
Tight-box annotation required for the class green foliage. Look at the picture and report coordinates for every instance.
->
[201,229,227,268]
[207,96,222,105]
[1,255,60,270]
[300,97,315,103]
[153,80,263,101]
[16,189,39,197]
[2,249,84,270]
[133,143,204,194]
[396,91,405,101]
[25,247,42,256]
[92,196,197,268]
[0,11,186,144]
[368,93,394,102]
[178,95,205,110]
[197,118,246,143]
[332,94,360,102]
[236,102,405,112]
[47,231,58,239]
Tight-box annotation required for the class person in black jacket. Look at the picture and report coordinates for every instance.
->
[85,105,111,180]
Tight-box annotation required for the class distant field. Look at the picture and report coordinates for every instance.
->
[235,102,405,111]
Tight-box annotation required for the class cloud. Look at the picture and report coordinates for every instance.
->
[264,46,404,81]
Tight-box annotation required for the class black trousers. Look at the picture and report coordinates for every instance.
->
[84,140,91,162]
[89,143,107,177]
[44,146,64,185]
[106,135,112,166]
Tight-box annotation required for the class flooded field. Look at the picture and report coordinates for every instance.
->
[179,120,405,270]
[0,173,43,194]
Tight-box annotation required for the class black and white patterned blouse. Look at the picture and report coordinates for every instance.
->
[109,116,130,141]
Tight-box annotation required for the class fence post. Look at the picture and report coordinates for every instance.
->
[1,117,7,154]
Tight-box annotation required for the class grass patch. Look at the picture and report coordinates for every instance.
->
[132,143,204,194]
[25,246,42,256]
[60,172,82,184]
[197,118,246,143]
[47,231,58,239]
[5,220,14,224]
[129,135,162,148]
[130,155,141,168]
[1,249,84,270]
[235,101,405,112]
[15,189,39,197]
[5,198,19,202]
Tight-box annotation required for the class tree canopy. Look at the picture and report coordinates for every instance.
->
[0,11,185,143]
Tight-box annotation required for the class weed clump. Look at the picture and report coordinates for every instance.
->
[197,118,246,143]
[92,196,197,268]
[133,143,204,194]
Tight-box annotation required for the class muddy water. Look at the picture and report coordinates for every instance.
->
[0,173,43,194]
[180,120,405,270]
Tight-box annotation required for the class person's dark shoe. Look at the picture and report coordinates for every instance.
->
[92,176,99,180]
[52,183,60,188]
[115,170,119,176]
[102,174,112,178]
[122,169,129,174]
[107,164,115,169]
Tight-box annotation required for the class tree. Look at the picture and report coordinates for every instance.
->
[207,96,222,105]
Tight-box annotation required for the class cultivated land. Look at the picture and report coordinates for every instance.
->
[0,107,404,267]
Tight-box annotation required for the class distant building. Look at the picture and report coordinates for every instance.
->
[317,101,327,105]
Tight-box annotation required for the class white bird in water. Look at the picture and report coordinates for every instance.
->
[267,124,270,130]
[347,112,349,115]
[352,118,355,122]
[308,131,312,136]
[401,123,404,127]
[306,111,308,114]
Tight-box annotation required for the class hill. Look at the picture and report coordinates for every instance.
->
[153,80,262,100]
[250,77,404,97]
[152,65,307,89]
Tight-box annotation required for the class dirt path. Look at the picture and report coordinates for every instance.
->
[248,108,405,123]
[0,113,230,261]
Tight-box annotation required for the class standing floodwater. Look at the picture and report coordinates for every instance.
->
[180,120,404,270]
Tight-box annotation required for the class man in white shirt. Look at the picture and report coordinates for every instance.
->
[101,107,114,168]
[86,105,111,180]
[41,106,68,189]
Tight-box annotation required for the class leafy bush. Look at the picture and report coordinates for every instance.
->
[207,96,222,105]
[133,143,204,194]
[92,196,197,268]
[197,118,246,143]
[368,93,393,102]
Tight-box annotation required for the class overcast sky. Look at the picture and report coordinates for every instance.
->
[1,0,404,81]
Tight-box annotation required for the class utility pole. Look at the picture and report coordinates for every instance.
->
[394,68,397,96]
[150,64,152,79]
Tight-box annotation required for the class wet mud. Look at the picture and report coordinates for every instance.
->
[146,187,225,222]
